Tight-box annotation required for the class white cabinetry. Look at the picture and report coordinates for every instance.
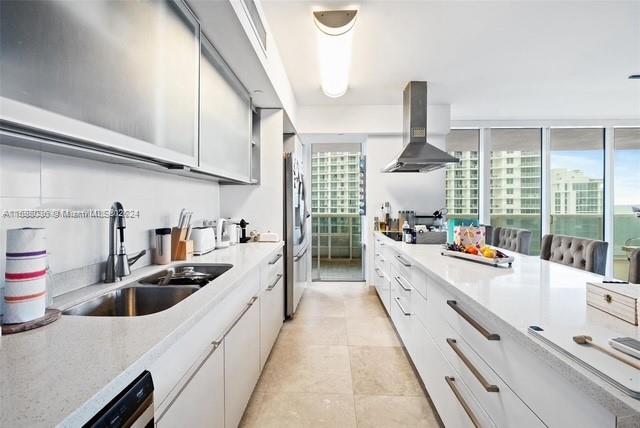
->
[224,298,261,428]
[156,343,225,428]
[260,252,284,368]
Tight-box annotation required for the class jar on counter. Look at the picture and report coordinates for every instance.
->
[154,228,172,265]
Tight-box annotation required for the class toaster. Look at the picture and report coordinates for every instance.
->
[191,227,216,255]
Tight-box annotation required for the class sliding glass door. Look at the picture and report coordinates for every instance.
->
[613,128,640,280]
[311,143,365,281]
[550,128,605,240]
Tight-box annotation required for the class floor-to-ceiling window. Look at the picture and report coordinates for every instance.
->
[489,129,542,255]
[613,128,640,281]
[445,129,480,232]
[550,128,605,241]
[311,143,365,281]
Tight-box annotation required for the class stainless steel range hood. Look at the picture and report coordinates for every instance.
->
[382,81,459,173]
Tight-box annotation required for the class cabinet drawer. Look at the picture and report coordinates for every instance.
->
[441,336,544,428]
[260,274,284,368]
[412,320,495,428]
[429,281,615,428]
[389,249,430,299]
[261,250,284,289]
[373,266,390,313]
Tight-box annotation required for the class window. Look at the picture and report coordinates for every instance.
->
[446,129,480,228]
[613,128,640,280]
[490,129,542,254]
[550,128,604,240]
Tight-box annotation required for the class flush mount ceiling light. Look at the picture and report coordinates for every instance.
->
[313,9,358,98]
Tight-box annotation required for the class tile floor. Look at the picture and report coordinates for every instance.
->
[240,282,441,428]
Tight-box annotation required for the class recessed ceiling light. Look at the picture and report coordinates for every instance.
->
[313,10,358,98]
[629,75,640,79]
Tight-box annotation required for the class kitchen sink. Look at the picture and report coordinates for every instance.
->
[62,286,199,317]
[137,263,233,287]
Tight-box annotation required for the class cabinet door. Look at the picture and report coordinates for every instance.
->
[199,34,252,182]
[260,273,284,368]
[157,342,225,428]
[225,298,261,428]
[0,0,199,166]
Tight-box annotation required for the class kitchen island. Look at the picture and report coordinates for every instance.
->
[374,231,640,427]
[0,241,284,427]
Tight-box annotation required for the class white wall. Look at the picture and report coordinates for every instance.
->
[364,135,447,284]
[221,108,284,237]
[0,145,220,299]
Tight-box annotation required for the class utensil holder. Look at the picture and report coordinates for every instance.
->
[175,239,193,261]
[171,227,186,261]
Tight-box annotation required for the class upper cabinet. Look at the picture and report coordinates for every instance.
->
[0,0,200,167]
[199,35,253,183]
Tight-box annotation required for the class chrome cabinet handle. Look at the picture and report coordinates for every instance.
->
[267,274,283,291]
[294,247,308,262]
[445,376,481,428]
[447,300,500,341]
[394,276,412,292]
[394,297,411,316]
[269,253,283,265]
[374,268,385,278]
[447,338,499,393]
[395,254,411,267]
[158,341,223,421]
[216,296,259,343]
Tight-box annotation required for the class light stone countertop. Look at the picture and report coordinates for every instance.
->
[0,241,283,427]
[375,232,640,425]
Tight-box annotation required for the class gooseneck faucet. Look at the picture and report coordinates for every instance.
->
[105,201,146,283]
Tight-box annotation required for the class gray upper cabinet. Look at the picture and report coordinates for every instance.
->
[199,35,253,183]
[0,0,200,167]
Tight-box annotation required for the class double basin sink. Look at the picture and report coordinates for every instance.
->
[63,264,232,317]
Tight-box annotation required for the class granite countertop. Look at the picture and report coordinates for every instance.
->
[375,232,640,423]
[0,241,283,427]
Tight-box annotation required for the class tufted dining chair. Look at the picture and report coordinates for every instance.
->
[629,249,640,284]
[540,234,608,275]
[492,227,532,255]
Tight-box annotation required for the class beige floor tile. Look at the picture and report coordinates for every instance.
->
[354,395,439,428]
[279,316,348,346]
[339,283,377,298]
[257,342,353,394]
[344,295,387,318]
[349,346,423,396]
[242,392,357,428]
[296,294,346,318]
[346,317,401,347]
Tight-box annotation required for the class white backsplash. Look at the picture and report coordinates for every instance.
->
[0,145,220,303]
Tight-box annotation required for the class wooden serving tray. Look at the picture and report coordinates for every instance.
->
[441,248,514,268]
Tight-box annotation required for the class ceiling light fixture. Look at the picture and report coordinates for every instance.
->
[313,9,358,98]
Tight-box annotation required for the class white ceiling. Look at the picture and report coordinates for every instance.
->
[261,0,640,120]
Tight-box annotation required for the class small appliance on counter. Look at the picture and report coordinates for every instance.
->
[215,218,230,249]
[191,226,216,255]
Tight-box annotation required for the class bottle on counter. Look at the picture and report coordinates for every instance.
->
[402,221,412,243]
[154,228,172,265]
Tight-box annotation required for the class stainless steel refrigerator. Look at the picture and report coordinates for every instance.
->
[283,138,310,318]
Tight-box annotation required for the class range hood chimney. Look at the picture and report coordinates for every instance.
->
[381,81,459,173]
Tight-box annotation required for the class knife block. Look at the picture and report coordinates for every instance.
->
[171,227,193,261]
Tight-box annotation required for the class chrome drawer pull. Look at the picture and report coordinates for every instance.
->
[394,297,411,316]
[447,300,500,341]
[268,253,283,265]
[374,268,385,278]
[294,247,308,262]
[447,338,499,393]
[267,274,283,291]
[395,254,411,267]
[445,376,481,428]
[394,276,412,292]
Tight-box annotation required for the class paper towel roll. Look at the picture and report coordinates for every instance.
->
[6,228,46,258]
[4,228,47,324]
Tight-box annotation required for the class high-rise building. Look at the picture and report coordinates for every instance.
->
[550,169,604,215]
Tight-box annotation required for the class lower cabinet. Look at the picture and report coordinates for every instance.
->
[260,273,284,368]
[224,298,261,428]
[156,342,225,428]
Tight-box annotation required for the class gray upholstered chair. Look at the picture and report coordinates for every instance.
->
[492,227,532,255]
[629,249,640,284]
[540,234,608,275]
